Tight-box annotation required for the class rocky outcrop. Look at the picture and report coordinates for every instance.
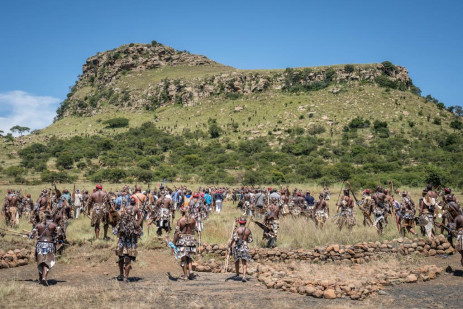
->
[81,42,217,86]
[56,42,413,119]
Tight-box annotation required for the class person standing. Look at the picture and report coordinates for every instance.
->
[29,211,61,286]
[87,184,110,240]
[74,189,83,218]
[214,190,224,214]
[229,217,253,282]
[114,197,142,282]
[173,204,197,280]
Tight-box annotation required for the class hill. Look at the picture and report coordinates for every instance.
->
[1,42,462,188]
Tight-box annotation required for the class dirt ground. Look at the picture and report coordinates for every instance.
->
[0,247,462,309]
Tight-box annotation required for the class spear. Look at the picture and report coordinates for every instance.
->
[335,181,345,213]
[223,218,237,273]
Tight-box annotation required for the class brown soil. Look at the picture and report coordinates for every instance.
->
[0,248,461,309]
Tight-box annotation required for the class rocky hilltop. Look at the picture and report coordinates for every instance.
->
[81,42,218,85]
[56,42,415,119]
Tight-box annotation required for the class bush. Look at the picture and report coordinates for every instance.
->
[307,124,326,135]
[103,117,129,128]
[433,118,441,125]
[373,120,388,130]
[425,166,449,187]
[208,119,222,138]
[225,92,242,100]
[132,169,154,183]
[41,170,77,183]
[381,61,397,76]
[348,117,370,129]
[375,75,397,89]
[450,120,462,130]
[107,168,127,182]
[5,166,26,178]
[56,152,74,169]
[344,64,355,73]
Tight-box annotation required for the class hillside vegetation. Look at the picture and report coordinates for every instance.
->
[1,42,462,189]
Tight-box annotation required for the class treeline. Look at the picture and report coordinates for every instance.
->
[10,119,463,189]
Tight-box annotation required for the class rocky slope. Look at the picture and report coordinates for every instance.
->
[56,42,415,119]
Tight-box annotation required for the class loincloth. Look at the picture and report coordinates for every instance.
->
[373,207,386,226]
[116,235,138,259]
[91,204,108,227]
[233,242,253,262]
[400,211,415,228]
[175,234,197,259]
[419,213,434,234]
[266,220,279,238]
[36,241,55,273]
[336,209,356,227]
[232,232,253,262]
[315,209,328,222]
[156,208,171,229]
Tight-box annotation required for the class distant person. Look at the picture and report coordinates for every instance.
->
[215,190,224,213]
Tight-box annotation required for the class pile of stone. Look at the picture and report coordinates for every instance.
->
[255,263,443,300]
[199,234,453,264]
[0,248,33,269]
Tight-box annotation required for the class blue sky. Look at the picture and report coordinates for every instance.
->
[0,0,462,133]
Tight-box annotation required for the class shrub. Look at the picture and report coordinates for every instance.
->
[433,118,441,125]
[225,92,242,100]
[56,152,74,169]
[344,64,355,73]
[5,166,26,178]
[450,120,462,130]
[375,75,397,89]
[348,117,370,129]
[103,117,129,128]
[381,61,397,76]
[208,119,222,138]
[307,124,326,135]
[41,170,77,183]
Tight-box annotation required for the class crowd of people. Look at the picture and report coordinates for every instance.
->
[2,182,463,286]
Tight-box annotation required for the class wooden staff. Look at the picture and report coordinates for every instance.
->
[223,218,237,273]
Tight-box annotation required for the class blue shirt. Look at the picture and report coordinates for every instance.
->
[305,195,315,206]
[62,193,72,205]
[204,193,212,205]
[115,196,123,210]
[171,191,180,202]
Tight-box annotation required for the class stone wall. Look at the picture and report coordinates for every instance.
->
[0,248,33,269]
[199,234,454,265]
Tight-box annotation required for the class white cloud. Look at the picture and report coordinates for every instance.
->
[0,91,61,136]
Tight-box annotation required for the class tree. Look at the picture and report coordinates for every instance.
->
[102,118,129,128]
[0,130,3,137]
[10,125,30,136]
[454,106,463,117]
[208,119,221,138]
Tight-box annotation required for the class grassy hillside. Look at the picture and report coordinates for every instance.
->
[1,42,462,188]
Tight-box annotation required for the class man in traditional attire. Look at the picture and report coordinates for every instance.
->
[229,217,253,282]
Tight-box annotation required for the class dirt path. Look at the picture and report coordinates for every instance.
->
[1,250,461,308]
